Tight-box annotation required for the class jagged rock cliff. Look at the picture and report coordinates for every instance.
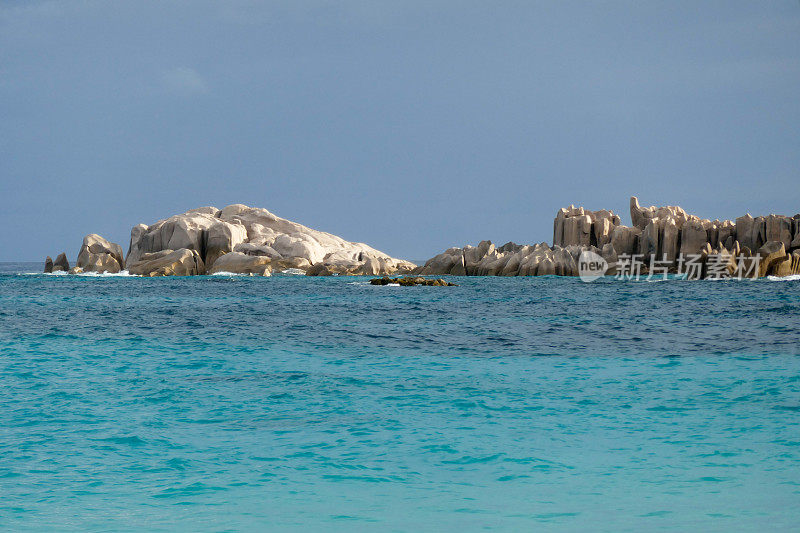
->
[45,204,415,276]
[417,196,800,279]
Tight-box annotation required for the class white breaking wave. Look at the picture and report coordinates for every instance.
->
[767,274,800,282]
[279,268,306,275]
[349,280,401,286]
[75,270,139,277]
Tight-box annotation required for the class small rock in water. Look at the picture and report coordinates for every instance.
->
[53,252,70,272]
[370,276,457,286]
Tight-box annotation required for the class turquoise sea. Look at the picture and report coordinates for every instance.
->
[1,263,799,531]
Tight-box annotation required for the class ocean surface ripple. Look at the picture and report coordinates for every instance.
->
[1,263,799,531]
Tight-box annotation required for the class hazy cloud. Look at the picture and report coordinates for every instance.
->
[162,67,208,94]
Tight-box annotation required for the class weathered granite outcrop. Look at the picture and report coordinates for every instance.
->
[417,240,607,278]
[125,204,417,276]
[127,249,205,277]
[630,197,696,230]
[76,234,124,274]
[43,252,71,273]
[53,253,70,272]
[773,250,800,277]
[554,206,621,248]
[419,196,800,279]
[211,204,415,275]
[629,197,798,264]
[207,252,271,276]
[52,204,414,277]
[757,241,788,278]
[125,208,246,268]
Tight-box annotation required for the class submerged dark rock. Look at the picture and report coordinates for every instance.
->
[370,276,457,286]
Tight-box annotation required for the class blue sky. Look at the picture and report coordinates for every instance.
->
[1,1,799,261]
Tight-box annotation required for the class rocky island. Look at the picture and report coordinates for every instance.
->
[417,196,800,279]
[44,197,800,279]
[44,204,416,277]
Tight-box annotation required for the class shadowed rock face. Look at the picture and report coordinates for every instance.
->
[53,253,70,272]
[43,251,73,273]
[125,210,245,269]
[418,196,800,279]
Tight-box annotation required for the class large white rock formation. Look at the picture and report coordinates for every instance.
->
[124,204,414,276]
